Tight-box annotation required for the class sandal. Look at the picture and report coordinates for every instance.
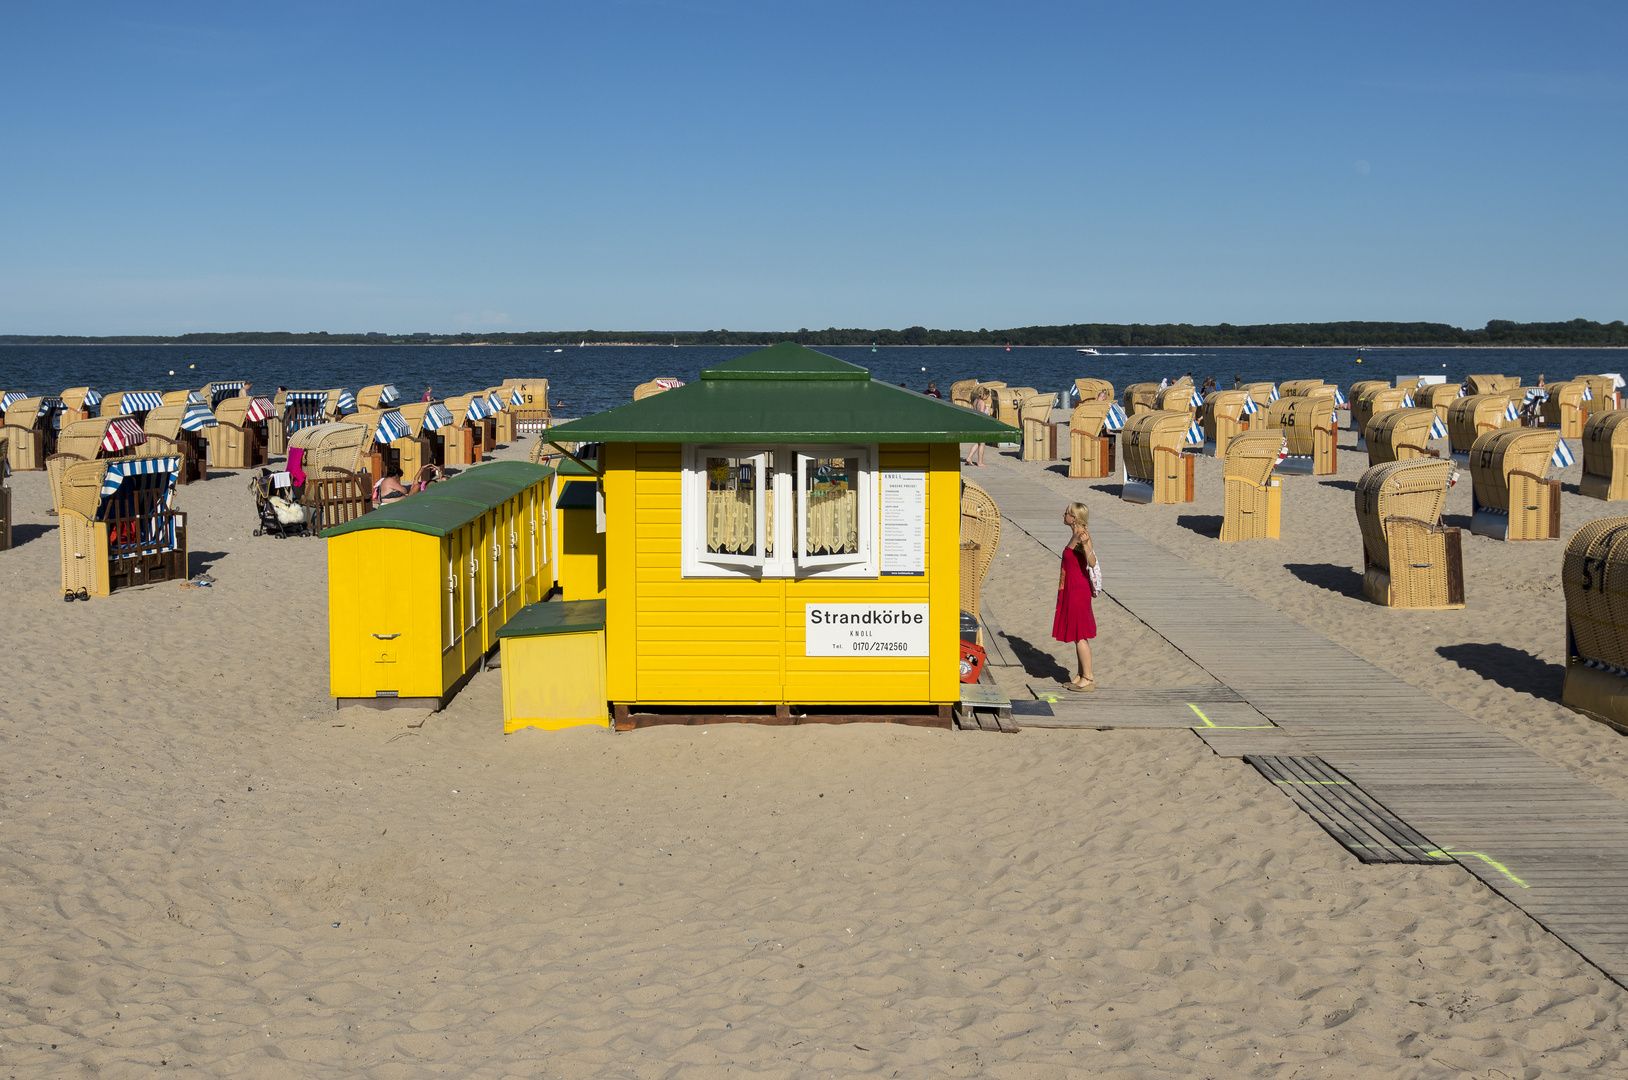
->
[1065,678,1095,693]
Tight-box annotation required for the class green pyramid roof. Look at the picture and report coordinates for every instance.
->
[543,342,1020,444]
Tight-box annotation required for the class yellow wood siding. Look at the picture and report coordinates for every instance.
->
[605,441,959,707]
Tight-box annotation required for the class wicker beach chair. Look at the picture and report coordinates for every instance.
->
[1576,375,1620,422]
[56,417,149,469]
[140,403,211,484]
[1365,408,1442,466]
[1466,374,1520,397]
[0,438,9,550]
[45,452,84,515]
[1123,382,1161,417]
[395,402,450,471]
[1355,458,1464,609]
[1265,396,1338,475]
[1393,376,1424,392]
[1351,386,1412,442]
[1279,379,1329,397]
[633,379,684,402]
[356,384,400,411]
[1067,402,1116,478]
[1539,381,1590,438]
[1347,381,1390,425]
[1220,430,1283,541]
[1154,383,1199,422]
[992,386,1037,427]
[58,456,189,598]
[502,378,552,437]
[1074,378,1114,405]
[1561,516,1628,732]
[950,379,980,407]
[1469,427,1562,541]
[288,421,373,529]
[1579,411,1628,502]
[1121,411,1195,504]
[207,395,272,469]
[1019,393,1062,461]
[1446,394,1520,456]
[201,380,250,410]
[959,479,1000,622]
[99,392,159,421]
[1201,390,1251,452]
[440,393,485,465]
[1417,382,1464,423]
[2,396,56,471]
[59,387,100,424]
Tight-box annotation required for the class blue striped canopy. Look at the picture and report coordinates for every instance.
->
[1185,420,1203,445]
[1428,416,1448,440]
[99,456,181,500]
[1554,440,1576,468]
[207,382,248,408]
[1583,385,1595,401]
[1333,388,1348,407]
[1,391,27,412]
[1502,402,1521,422]
[486,390,505,412]
[1240,397,1261,415]
[82,388,104,406]
[508,388,525,407]
[187,390,206,404]
[286,391,328,404]
[464,396,494,421]
[1268,386,1281,402]
[374,410,410,444]
[119,392,166,414]
[1189,390,1204,408]
[1102,403,1128,433]
[180,403,218,431]
[420,403,455,432]
[337,389,358,413]
[378,384,401,406]
[1402,393,1415,407]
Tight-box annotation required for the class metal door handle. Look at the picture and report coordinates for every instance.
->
[372,633,401,639]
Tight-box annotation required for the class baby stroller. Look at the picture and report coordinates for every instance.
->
[250,468,310,538]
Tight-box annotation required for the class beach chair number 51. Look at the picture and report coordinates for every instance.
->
[1579,523,1628,592]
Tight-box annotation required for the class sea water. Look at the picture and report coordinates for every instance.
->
[0,344,1620,419]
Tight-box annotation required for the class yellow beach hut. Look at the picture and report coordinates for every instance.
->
[539,343,1019,728]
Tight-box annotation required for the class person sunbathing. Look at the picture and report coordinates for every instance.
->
[374,467,410,502]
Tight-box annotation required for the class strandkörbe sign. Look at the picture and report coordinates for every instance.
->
[804,603,930,657]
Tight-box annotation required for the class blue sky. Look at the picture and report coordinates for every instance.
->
[1,1,1623,334]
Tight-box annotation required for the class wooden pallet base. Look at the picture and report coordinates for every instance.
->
[612,703,953,732]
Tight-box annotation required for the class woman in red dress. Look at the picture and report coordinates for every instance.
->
[1052,501,1098,691]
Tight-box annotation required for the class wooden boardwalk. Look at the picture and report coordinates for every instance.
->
[974,456,1628,987]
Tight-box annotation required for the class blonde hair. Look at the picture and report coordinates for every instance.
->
[1065,502,1089,527]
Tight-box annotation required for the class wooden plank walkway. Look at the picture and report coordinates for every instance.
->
[974,455,1628,987]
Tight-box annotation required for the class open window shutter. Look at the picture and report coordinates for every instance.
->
[697,450,767,570]
[797,451,868,568]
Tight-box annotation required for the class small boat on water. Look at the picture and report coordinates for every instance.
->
[1077,347,1100,355]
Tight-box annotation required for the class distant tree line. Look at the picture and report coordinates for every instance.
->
[3,318,1624,347]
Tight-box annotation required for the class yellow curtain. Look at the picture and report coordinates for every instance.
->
[805,488,858,555]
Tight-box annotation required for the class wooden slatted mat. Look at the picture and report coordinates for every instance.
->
[1248,755,1447,865]
[971,454,1628,987]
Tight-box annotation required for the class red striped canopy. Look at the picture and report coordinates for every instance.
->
[102,417,147,453]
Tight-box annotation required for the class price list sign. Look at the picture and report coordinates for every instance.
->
[878,470,927,576]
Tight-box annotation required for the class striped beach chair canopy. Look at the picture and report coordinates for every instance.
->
[1,390,26,413]
[102,417,146,453]
[1240,396,1262,415]
[1185,420,1204,445]
[378,383,401,406]
[420,402,455,432]
[98,455,181,500]
[83,387,102,407]
[1554,440,1576,469]
[180,402,218,431]
[1429,415,1449,441]
[1102,402,1128,433]
[373,410,410,445]
[1502,401,1521,423]
[285,390,329,406]
[117,392,166,414]
[243,397,275,423]
[206,381,250,409]
[1333,388,1348,407]
[337,389,358,413]
[463,395,494,422]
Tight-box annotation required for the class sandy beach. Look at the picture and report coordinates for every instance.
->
[5,427,1628,1078]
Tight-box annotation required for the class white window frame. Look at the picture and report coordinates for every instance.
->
[681,443,878,579]
[796,447,872,570]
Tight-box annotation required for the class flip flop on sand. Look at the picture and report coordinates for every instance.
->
[1065,678,1095,692]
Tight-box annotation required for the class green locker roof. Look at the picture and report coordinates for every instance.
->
[497,599,606,639]
[541,342,1021,444]
[322,460,555,539]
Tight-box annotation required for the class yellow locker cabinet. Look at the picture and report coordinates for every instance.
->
[556,479,607,601]
[325,460,556,710]
[499,599,609,733]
